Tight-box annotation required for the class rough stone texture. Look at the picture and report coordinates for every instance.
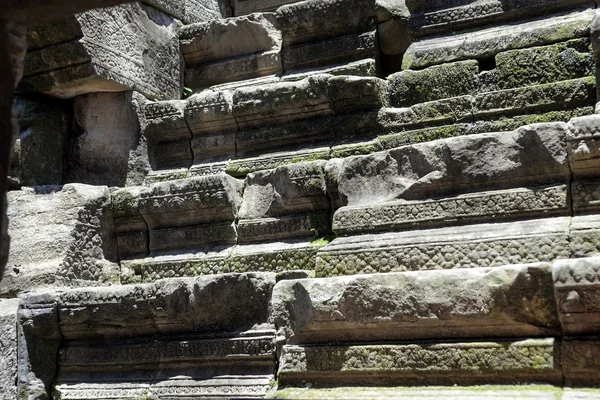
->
[278,339,561,386]
[0,299,18,400]
[233,0,296,15]
[567,114,600,178]
[333,185,569,235]
[562,338,600,387]
[20,2,181,100]
[403,8,594,70]
[64,91,145,187]
[406,0,592,36]
[143,0,231,23]
[316,217,572,276]
[388,60,479,107]
[9,97,68,187]
[330,123,569,208]
[17,293,61,400]
[181,13,282,89]
[272,263,559,345]
[238,161,330,242]
[553,257,600,335]
[1,185,118,297]
[113,175,243,259]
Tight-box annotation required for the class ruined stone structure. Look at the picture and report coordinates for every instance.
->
[3,0,600,398]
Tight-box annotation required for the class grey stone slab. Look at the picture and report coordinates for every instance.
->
[280,58,377,81]
[403,8,594,70]
[333,185,569,235]
[143,0,230,23]
[567,114,600,178]
[57,272,276,340]
[278,339,561,386]
[316,217,572,276]
[233,0,296,15]
[272,263,559,344]
[572,179,600,214]
[20,2,181,100]
[1,185,118,297]
[282,31,377,72]
[407,0,592,36]
[553,257,600,335]
[0,299,18,400]
[330,123,569,208]
[562,338,600,387]
[226,147,331,177]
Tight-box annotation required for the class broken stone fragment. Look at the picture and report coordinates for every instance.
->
[20,2,181,100]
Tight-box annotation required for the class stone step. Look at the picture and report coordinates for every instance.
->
[316,215,600,277]
[406,0,592,37]
[403,7,594,70]
[17,273,277,399]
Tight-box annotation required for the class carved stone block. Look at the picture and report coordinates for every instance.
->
[20,2,181,100]
[278,339,561,386]
[403,8,594,70]
[330,123,570,208]
[562,337,600,387]
[316,217,572,276]
[272,263,559,344]
[143,0,230,23]
[1,185,118,297]
[567,114,600,178]
[239,161,331,242]
[181,13,282,89]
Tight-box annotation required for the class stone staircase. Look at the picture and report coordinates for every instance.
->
[4,0,600,399]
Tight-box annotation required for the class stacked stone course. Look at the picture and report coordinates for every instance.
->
[4,0,600,398]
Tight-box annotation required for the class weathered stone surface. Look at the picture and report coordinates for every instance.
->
[278,339,560,386]
[239,161,330,242]
[331,123,569,207]
[64,91,145,187]
[553,257,600,335]
[388,60,479,107]
[17,293,61,400]
[268,385,566,399]
[11,97,67,186]
[185,90,236,163]
[406,0,592,36]
[280,58,377,81]
[403,8,594,70]
[182,13,282,88]
[0,299,18,400]
[333,185,569,235]
[484,39,594,92]
[144,99,193,170]
[272,263,559,344]
[143,0,230,23]
[562,338,600,387]
[567,114,600,178]
[58,272,275,339]
[233,0,295,15]
[20,2,181,99]
[572,179,600,214]
[282,31,377,72]
[1,185,118,297]
[227,147,331,177]
[316,217,572,276]
[41,274,275,399]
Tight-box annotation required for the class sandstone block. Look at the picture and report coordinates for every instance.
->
[144,100,193,170]
[407,0,591,36]
[181,13,282,88]
[1,185,118,297]
[388,60,479,107]
[239,161,330,241]
[316,217,571,276]
[331,123,569,207]
[278,339,560,386]
[553,256,600,335]
[0,299,18,400]
[233,0,296,15]
[272,263,559,344]
[403,8,594,70]
[562,338,600,387]
[20,2,181,99]
[567,114,600,178]
[65,91,145,187]
[143,0,230,23]
[227,147,331,177]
